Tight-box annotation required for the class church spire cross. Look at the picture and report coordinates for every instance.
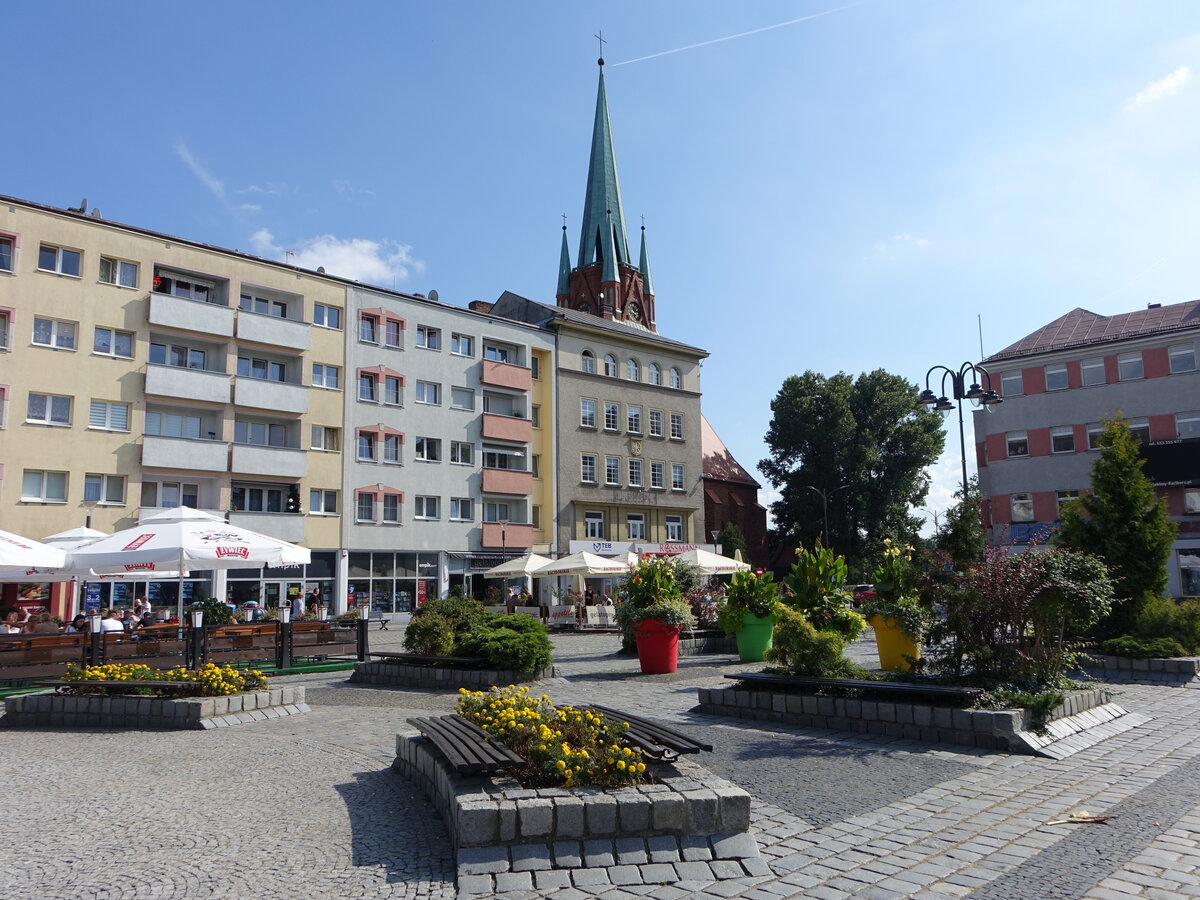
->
[594,30,606,65]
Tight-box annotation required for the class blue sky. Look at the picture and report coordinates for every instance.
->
[9,2,1200,528]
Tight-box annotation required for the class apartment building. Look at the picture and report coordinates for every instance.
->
[973,299,1200,597]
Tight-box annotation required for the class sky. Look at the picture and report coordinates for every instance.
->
[9,1,1200,532]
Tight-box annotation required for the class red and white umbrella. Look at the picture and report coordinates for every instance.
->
[0,529,67,573]
[533,551,634,577]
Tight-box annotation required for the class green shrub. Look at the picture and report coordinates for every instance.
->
[403,612,455,656]
[1101,635,1187,659]
[415,595,486,633]
[455,613,553,673]
[1132,595,1200,654]
[765,606,859,677]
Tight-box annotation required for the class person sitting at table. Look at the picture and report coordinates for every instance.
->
[65,615,87,634]
[121,609,140,632]
[32,613,60,634]
[2,611,21,634]
[98,610,125,633]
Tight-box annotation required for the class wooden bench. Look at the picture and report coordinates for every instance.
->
[406,714,525,775]
[726,672,983,705]
[37,679,205,696]
[367,652,490,668]
[584,704,713,761]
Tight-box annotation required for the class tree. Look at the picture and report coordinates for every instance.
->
[716,522,747,559]
[1054,418,1176,637]
[759,369,945,578]
[935,476,985,570]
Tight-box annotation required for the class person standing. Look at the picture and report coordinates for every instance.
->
[291,593,304,619]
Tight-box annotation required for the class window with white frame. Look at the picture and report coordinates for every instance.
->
[1177,412,1200,440]
[451,386,475,411]
[604,402,619,431]
[414,496,439,519]
[358,373,377,402]
[531,355,540,379]
[385,319,402,348]
[141,481,199,509]
[311,425,340,451]
[88,400,130,432]
[627,405,642,434]
[33,317,76,350]
[580,399,596,428]
[1044,363,1068,391]
[627,513,646,540]
[99,256,138,288]
[415,437,441,462]
[671,463,685,490]
[581,350,595,374]
[628,458,643,487]
[84,474,125,505]
[154,269,216,303]
[1129,417,1150,443]
[669,368,682,390]
[237,356,287,382]
[450,441,473,465]
[383,434,401,464]
[150,341,207,370]
[1051,426,1075,453]
[415,381,440,405]
[581,454,597,483]
[450,498,473,521]
[22,469,68,502]
[382,494,400,524]
[626,359,639,381]
[93,327,133,358]
[604,354,617,377]
[1187,489,1200,515]
[240,293,288,317]
[1081,357,1105,386]
[484,343,512,363]
[38,243,81,277]
[309,489,338,515]
[416,326,440,350]
[384,376,402,406]
[665,515,684,542]
[1056,490,1081,516]
[483,502,511,523]
[359,314,378,343]
[27,392,71,425]
[0,310,9,351]
[1006,432,1029,457]
[483,445,524,470]
[356,492,376,522]
[145,410,204,439]
[313,304,341,329]
[1010,492,1035,522]
[1118,351,1144,381]
[649,363,661,385]
[357,431,376,461]
[532,506,542,529]
[605,456,620,485]
[451,333,474,356]
[312,363,340,389]
[1087,423,1104,450]
[1000,370,1023,397]
[670,413,684,440]
[584,510,604,539]
[0,236,12,273]
[532,454,541,478]
[1171,343,1197,374]
[650,461,665,489]
[648,409,663,437]
[0,385,7,428]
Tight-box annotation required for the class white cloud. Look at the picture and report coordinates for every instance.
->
[237,183,291,197]
[174,139,227,205]
[333,180,377,203]
[1128,65,1191,108]
[250,228,423,286]
[874,232,932,253]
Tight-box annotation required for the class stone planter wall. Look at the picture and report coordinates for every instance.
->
[349,660,554,689]
[4,686,308,730]
[678,632,737,656]
[1083,654,1200,684]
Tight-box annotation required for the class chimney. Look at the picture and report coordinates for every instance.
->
[469,301,494,314]
[1147,302,1162,309]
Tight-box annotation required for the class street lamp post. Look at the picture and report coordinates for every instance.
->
[918,506,942,536]
[805,484,849,549]
[918,362,1003,501]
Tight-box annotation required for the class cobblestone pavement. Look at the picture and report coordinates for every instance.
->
[5,630,1200,898]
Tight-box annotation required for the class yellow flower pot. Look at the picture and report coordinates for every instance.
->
[869,615,921,672]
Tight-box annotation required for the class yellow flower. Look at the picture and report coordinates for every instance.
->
[556,760,566,770]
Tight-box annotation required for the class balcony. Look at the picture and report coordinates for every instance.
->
[482,467,533,495]
[481,413,532,443]
[481,360,532,392]
[236,313,310,351]
[231,444,307,479]
[234,379,308,415]
[149,292,234,336]
[145,365,232,404]
[482,522,533,550]
[228,511,305,543]
[141,435,229,472]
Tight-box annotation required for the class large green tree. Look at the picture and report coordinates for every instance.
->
[759,370,945,577]
[1054,418,1176,637]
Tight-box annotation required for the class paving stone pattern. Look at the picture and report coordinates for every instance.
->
[5,629,1200,899]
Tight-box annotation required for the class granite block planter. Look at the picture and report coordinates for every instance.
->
[349,660,555,689]
[4,687,307,730]
[1082,654,1200,684]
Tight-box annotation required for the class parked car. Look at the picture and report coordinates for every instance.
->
[851,584,876,607]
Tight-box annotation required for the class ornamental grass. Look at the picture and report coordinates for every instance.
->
[61,662,268,696]
[456,685,647,788]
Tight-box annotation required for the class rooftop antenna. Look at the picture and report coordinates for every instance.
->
[977,314,985,361]
[594,29,606,65]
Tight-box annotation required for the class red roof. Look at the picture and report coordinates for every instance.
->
[701,415,760,487]
[987,300,1200,362]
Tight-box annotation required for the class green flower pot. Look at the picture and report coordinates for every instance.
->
[735,611,776,662]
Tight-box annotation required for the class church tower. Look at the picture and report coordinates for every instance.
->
[556,58,657,332]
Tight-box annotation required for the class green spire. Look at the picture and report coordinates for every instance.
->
[638,224,653,296]
[557,225,571,296]
[578,61,630,282]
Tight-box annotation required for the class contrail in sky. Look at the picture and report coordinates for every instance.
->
[1101,255,1168,303]
[611,5,856,66]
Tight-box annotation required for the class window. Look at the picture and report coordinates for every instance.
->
[451,387,475,411]
[1010,493,1034,523]
[38,243,81,277]
[33,317,76,350]
[581,454,597,483]
[626,359,639,381]
[1087,423,1104,450]
[310,489,338,515]
[311,426,340,451]
[1081,358,1105,386]
[154,270,214,303]
[1187,489,1200,515]
[1177,412,1200,440]
[627,406,642,434]
[385,319,402,348]
[88,400,129,432]
[484,344,511,362]
[27,393,71,425]
[384,376,402,406]
[581,350,595,374]
[580,399,596,428]
[1001,371,1023,397]
[483,445,524,470]
[532,506,541,529]
[451,333,474,356]
[237,356,287,382]
[0,236,12,272]
[628,459,643,487]
[150,342,206,370]
[665,515,683,542]
[383,434,401,464]
[604,354,617,377]
[357,431,376,461]
[531,405,541,428]
[0,310,9,350]
[99,256,138,288]
[531,355,540,379]
[532,454,541,478]
[483,502,511,523]
[84,474,125,505]
[670,368,682,390]
[358,373,377,402]
[382,494,400,524]
[605,456,620,485]
[313,304,341,329]
[1118,351,1143,381]
[1006,432,1029,458]
[671,463,685,490]
[22,470,68,502]
[450,498,473,521]
[359,314,378,343]
[1171,343,1197,374]
[604,402,620,431]
[450,441,474,465]
[1129,418,1150,443]
[415,381,440,405]
[145,411,203,439]
[235,420,290,448]
[670,413,684,440]
[356,492,376,523]
[93,327,133,358]
[627,513,646,540]
[1056,490,1081,516]
[416,326,440,350]
[649,363,661,385]
[584,511,605,539]
[312,363,340,389]
[1044,364,1067,391]
[415,437,441,462]
[231,483,292,513]
[648,410,663,437]
[240,293,288,317]
[414,496,440,519]
[141,481,199,509]
[1051,426,1075,453]
[650,462,665,489]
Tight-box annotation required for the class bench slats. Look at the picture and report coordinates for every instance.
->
[726,672,982,700]
[585,704,713,759]
[407,715,523,775]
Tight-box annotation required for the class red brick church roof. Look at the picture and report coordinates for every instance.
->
[701,415,760,487]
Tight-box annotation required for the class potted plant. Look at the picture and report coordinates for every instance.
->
[718,571,780,662]
[619,557,697,674]
[862,538,926,671]
[780,541,867,642]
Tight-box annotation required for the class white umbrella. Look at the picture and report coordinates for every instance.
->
[0,529,67,573]
[533,551,635,577]
[481,551,553,578]
[671,547,751,576]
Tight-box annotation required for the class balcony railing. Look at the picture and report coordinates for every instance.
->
[141,435,229,472]
[481,413,532,443]
[236,312,310,351]
[231,444,307,478]
[481,468,533,495]
[149,292,234,336]
[145,365,232,404]
[482,522,533,550]
[481,360,532,392]
[234,378,308,415]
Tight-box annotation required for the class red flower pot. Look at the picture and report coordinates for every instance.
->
[633,618,680,674]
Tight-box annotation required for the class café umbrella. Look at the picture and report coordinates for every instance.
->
[481,551,552,579]
[532,551,635,577]
[64,507,311,620]
[669,547,751,576]
[0,529,67,573]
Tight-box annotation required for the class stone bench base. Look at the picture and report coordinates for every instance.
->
[349,660,555,689]
[393,726,760,894]
[4,686,307,730]
[1082,654,1200,684]
[678,633,737,656]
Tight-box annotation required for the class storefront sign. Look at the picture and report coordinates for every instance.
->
[84,583,102,614]
[568,541,717,556]
[416,579,427,605]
